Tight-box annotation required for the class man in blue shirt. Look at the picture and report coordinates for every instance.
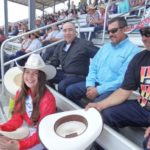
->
[66,17,140,107]
[117,0,130,14]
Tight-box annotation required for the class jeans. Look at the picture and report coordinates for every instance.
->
[66,81,86,103]
[41,43,56,62]
[48,70,85,96]
[66,81,113,107]
[9,51,28,66]
[102,100,150,128]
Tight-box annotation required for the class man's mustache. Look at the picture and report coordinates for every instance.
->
[110,35,115,38]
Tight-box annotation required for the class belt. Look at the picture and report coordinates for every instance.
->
[65,73,86,79]
[137,97,150,111]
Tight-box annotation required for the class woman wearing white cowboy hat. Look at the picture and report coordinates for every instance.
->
[0,54,56,150]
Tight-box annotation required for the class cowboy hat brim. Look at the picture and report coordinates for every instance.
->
[17,63,56,80]
[4,67,22,96]
[0,126,29,140]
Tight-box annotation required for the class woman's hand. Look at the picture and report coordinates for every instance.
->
[0,136,19,150]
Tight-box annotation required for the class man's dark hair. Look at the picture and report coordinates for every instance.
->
[108,17,127,28]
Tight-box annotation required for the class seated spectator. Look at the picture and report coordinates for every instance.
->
[41,27,52,41]
[129,0,145,15]
[48,22,99,96]
[66,17,140,107]
[85,25,150,150]
[82,4,105,40]
[35,18,45,36]
[68,9,78,19]
[109,1,118,14]
[78,0,87,14]
[117,0,130,14]
[9,24,19,36]
[0,28,6,47]
[20,34,32,51]
[20,23,28,34]
[70,1,76,11]
[10,31,42,66]
[58,11,68,21]
[14,24,29,43]
[129,0,145,7]
[96,4,107,31]
[41,25,64,62]
[86,4,99,26]
[42,25,64,45]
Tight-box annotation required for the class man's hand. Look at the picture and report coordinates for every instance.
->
[85,102,103,111]
[86,87,99,100]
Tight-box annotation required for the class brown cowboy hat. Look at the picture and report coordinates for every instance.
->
[98,4,106,10]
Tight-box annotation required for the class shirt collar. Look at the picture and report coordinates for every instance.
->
[65,37,78,45]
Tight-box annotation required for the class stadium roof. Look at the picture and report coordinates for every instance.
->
[8,0,68,11]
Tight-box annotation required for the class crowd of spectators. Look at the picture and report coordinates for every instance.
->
[0,0,147,42]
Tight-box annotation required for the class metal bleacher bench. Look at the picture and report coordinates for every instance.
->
[77,27,95,41]
[4,42,21,55]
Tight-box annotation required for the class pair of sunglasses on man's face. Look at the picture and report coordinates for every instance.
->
[107,27,123,34]
[140,28,150,37]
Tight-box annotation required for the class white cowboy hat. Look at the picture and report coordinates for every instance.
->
[4,54,56,96]
[0,126,29,140]
[17,53,56,80]
[4,67,22,96]
[38,108,103,150]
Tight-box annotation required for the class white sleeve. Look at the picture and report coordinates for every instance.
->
[25,39,42,52]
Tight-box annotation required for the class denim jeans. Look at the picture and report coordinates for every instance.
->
[41,43,56,62]
[102,100,150,128]
[48,70,85,96]
[9,51,28,66]
[66,81,113,107]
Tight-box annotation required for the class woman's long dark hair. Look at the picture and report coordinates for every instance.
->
[13,69,47,124]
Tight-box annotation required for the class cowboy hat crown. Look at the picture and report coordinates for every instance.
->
[18,53,56,80]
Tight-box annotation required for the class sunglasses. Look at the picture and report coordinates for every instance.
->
[107,27,122,34]
[140,28,150,37]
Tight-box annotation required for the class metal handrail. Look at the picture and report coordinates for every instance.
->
[101,0,111,44]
